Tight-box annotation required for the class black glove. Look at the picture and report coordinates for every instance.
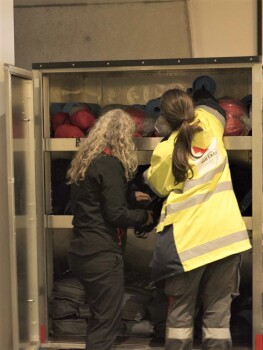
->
[134,194,164,239]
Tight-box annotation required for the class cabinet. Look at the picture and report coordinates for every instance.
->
[4,58,263,349]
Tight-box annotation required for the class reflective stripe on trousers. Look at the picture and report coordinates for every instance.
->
[166,327,192,339]
[165,327,193,350]
[166,327,231,340]
[203,327,231,339]
[166,327,231,350]
[202,327,232,350]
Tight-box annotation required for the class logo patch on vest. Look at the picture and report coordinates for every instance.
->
[192,146,208,156]
[192,138,223,176]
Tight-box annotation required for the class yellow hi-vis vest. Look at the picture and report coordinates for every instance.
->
[144,107,251,273]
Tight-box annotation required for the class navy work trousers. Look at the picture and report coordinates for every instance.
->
[68,251,124,350]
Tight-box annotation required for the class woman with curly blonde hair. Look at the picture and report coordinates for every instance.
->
[67,109,138,183]
[67,109,153,350]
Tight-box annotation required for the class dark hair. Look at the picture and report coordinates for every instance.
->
[160,88,203,183]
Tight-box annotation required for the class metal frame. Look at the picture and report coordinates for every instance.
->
[4,64,40,350]
[33,61,262,349]
[251,63,263,345]
[4,64,20,350]
[32,57,262,71]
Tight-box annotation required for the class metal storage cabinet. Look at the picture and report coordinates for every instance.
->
[4,58,263,350]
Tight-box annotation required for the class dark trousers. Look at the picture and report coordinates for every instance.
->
[164,254,241,350]
[68,251,124,350]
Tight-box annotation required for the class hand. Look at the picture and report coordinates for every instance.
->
[143,210,154,227]
[135,191,151,202]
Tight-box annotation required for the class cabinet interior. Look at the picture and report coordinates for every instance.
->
[38,64,256,348]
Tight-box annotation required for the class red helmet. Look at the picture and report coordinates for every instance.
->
[51,112,70,131]
[125,106,145,135]
[218,97,249,136]
[54,124,85,138]
[69,108,95,131]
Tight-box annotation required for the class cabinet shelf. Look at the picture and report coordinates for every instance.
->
[46,215,253,230]
[44,136,252,152]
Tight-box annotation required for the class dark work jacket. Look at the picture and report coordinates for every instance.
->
[68,154,148,256]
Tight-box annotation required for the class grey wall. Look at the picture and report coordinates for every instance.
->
[14,0,192,69]
[14,0,260,70]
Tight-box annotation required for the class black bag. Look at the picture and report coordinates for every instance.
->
[53,277,87,303]
[51,318,87,338]
[49,299,91,319]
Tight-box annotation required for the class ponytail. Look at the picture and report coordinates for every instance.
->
[160,88,203,184]
[172,120,202,183]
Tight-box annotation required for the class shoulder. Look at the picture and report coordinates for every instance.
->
[92,154,121,166]
[155,132,176,151]
[194,107,224,133]
[151,134,175,164]
[192,108,225,150]
[90,155,123,176]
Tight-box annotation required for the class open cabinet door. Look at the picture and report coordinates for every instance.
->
[4,64,40,350]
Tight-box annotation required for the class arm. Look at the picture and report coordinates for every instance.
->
[143,138,182,197]
[100,157,149,228]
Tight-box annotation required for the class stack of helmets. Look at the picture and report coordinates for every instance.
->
[218,97,250,136]
[68,103,95,131]
[100,104,156,137]
[125,105,156,137]
[51,102,96,138]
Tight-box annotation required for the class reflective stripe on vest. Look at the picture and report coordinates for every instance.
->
[167,181,232,215]
[159,159,230,224]
[183,156,227,192]
[180,230,248,262]
[203,327,231,339]
[166,327,193,339]
[158,181,232,224]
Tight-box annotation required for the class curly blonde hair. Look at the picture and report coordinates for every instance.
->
[67,109,138,183]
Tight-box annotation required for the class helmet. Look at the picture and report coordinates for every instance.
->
[125,106,145,135]
[69,108,95,131]
[145,98,161,119]
[193,75,216,95]
[54,124,85,138]
[218,97,250,136]
[51,112,70,131]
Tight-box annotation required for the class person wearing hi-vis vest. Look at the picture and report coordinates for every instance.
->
[143,88,252,350]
